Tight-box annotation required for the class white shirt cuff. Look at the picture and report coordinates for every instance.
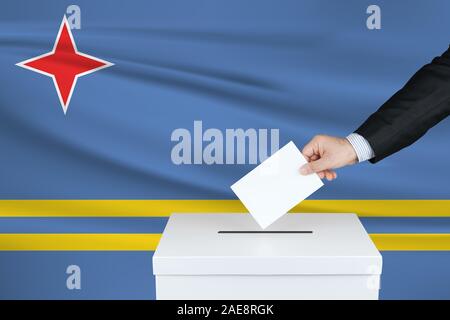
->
[346,133,375,162]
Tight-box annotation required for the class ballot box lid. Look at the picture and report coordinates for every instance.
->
[153,213,382,275]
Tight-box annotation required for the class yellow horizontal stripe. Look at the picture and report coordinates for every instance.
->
[370,234,450,251]
[0,233,449,251]
[0,234,161,251]
[0,200,449,217]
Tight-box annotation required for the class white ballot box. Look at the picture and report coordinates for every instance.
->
[153,213,382,300]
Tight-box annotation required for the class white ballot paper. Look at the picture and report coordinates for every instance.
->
[231,141,324,229]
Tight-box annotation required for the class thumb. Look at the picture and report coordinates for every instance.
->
[300,158,330,175]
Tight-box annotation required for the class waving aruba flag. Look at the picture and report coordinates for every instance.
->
[0,0,449,299]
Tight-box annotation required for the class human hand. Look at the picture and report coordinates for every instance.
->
[299,135,358,181]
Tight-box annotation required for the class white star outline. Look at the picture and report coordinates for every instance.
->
[16,15,114,114]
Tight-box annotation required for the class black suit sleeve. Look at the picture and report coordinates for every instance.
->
[355,46,450,163]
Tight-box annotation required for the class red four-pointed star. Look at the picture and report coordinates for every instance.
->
[16,16,113,114]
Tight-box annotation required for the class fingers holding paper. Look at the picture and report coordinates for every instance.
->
[300,135,358,181]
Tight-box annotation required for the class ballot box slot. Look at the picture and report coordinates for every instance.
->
[218,231,313,234]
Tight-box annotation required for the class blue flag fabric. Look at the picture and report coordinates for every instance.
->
[1,0,449,199]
